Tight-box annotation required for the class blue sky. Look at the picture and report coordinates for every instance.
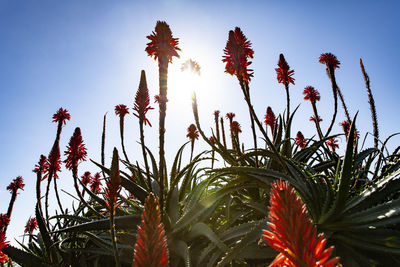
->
[0,0,399,243]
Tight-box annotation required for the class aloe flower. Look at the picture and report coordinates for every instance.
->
[33,154,48,218]
[222,27,254,83]
[24,218,38,235]
[326,138,339,152]
[134,70,153,188]
[263,180,340,267]
[213,110,221,142]
[310,115,323,123]
[187,124,199,161]
[146,21,180,211]
[133,193,169,267]
[90,172,102,194]
[181,58,201,75]
[303,86,321,104]
[295,131,307,149]
[264,107,276,134]
[115,104,130,162]
[276,54,295,122]
[81,171,92,187]
[64,127,87,175]
[340,120,350,137]
[0,215,9,231]
[0,231,8,263]
[6,176,25,225]
[52,107,71,125]
[230,121,242,150]
[226,112,235,124]
[319,53,340,70]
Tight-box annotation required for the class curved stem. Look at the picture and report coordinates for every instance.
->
[53,177,64,214]
[139,119,151,189]
[110,205,120,267]
[311,102,323,140]
[119,117,130,163]
[220,118,227,148]
[285,83,290,124]
[44,176,52,228]
[325,69,339,137]
[36,172,43,217]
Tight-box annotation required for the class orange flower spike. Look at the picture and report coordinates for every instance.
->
[0,230,9,263]
[263,180,340,267]
[133,193,169,267]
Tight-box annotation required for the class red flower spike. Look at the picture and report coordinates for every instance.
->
[33,155,49,175]
[263,180,340,267]
[52,108,71,125]
[303,86,321,103]
[275,54,295,85]
[340,120,350,137]
[310,115,323,123]
[0,231,9,263]
[264,107,276,131]
[230,121,242,136]
[7,176,25,194]
[319,53,340,70]
[326,138,339,152]
[81,171,92,187]
[105,148,121,209]
[0,215,9,230]
[209,136,216,144]
[133,70,154,127]
[222,27,254,83]
[295,131,307,149]
[24,218,38,234]
[154,95,160,104]
[115,105,129,118]
[226,112,236,121]
[133,193,169,267]
[146,21,180,62]
[90,172,102,194]
[47,142,61,179]
[64,127,87,171]
[186,124,199,142]
[214,110,220,118]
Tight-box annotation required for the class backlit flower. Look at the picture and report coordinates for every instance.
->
[262,180,340,267]
[326,138,339,152]
[340,120,350,137]
[186,124,199,142]
[33,155,49,175]
[47,142,61,179]
[52,108,71,125]
[295,131,307,149]
[230,121,242,136]
[223,27,254,83]
[7,176,25,194]
[146,21,180,62]
[226,112,236,122]
[64,127,87,171]
[319,53,340,70]
[264,107,276,131]
[214,110,220,118]
[81,171,92,186]
[24,218,38,235]
[181,59,201,75]
[115,105,129,118]
[0,230,9,263]
[0,215,9,230]
[303,86,320,103]
[310,115,323,123]
[133,70,154,126]
[275,54,295,85]
[90,172,102,194]
[133,193,169,267]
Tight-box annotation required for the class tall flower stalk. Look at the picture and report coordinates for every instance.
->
[45,108,70,223]
[133,193,169,267]
[5,176,25,233]
[214,110,221,142]
[24,217,38,243]
[263,180,340,266]
[33,155,49,218]
[146,21,180,210]
[187,124,199,161]
[133,70,153,189]
[105,148,122,267]
[304,86,323,139]
[220,117,227,148]
[275,54,295,123]
[115,104,130,163]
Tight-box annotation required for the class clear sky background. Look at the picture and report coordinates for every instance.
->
[0,0,399,244]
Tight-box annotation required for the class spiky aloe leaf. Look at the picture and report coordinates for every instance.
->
[133,193,169,267]
[263,180,340,267]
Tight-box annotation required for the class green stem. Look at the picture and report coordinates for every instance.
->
[139,119,151,190]
[119,117,130,163]
[110,206,120,267]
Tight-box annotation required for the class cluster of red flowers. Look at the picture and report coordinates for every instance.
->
[310,115,323,123]
[263,180,340,266]
[52,108,71,125]
[326,138,339,152]
[186,124,199,142]
[0,215,9,231]
[64,127,87,171]
[105,148,121,210]
[146,21,180,62]
[133,70,153,126]
[115,104,129,118]
[223,27,254,83]
[33,155,49,176]
[24,218,38,235]
[303,86,321,103]
[275,54,295,85]
[0,231,8,263]
[319,53,340,70]
[230,121,242,136]
[225,112,236,122]
[295,131,307,149]
[90,172,102,194]
[264,107,276,132]
[6,176,25,194]
[81,171,92,186]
